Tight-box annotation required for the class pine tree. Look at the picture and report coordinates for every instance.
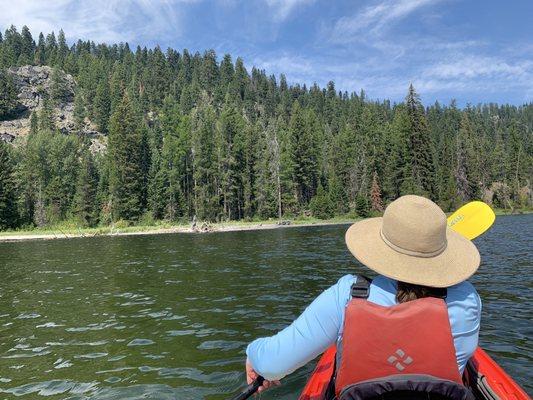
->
[255,119,278,218]
[355,194,370,218]
[289,101,318,205]
[148,149,166,220]
[405,84,436,198]
[309,183,333,219]
[232,57,248,102]
[39,95,55,131]
[19,130,79,225]
[2,25,22,66]
[219,54,234,92]
[73,88,86,132]
[430,102,461,208]
[277,117,299,215]
[241,121,258,219]
[34,185,46,227]
[201,50,219,95]
[324,81,341,131]
[382,108,411,199]
[19,132,43,225]
[20,25,35,65]
[96,157,112,225]
[50,68,70,104]
[56,29,68,68]
[139,123,151,212]
[217,102,245,220]
[94,78,111,133]
[440,169,460,212]
[34,33,46,65]
[0,141,19,229]
[0,69,17,120]
[63,52,78,75]
[328,173,348,215]
[109,64,125,112]
[150,149,185,221]
[45,133,79,221]
[145,46,170,107]
[370,171,384,212]
[153,96,193,218]
[74,149,99,226]
[329,124,356,205]
[191,105,219,220]
[45,31,58,65]
[108,93,145,221]
[455,113,480,201]
[179,85,194,114]
[507,122,525,203]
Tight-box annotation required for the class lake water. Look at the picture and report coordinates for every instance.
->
[0,215,531,399]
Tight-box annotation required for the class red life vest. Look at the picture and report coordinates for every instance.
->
[335,277,473,400]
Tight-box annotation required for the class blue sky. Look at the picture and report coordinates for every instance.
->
[1,0,532,105]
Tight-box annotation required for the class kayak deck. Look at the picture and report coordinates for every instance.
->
[298,346,529,400]
[464,348,530,400]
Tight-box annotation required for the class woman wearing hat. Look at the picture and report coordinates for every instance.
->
[245,195,482,398]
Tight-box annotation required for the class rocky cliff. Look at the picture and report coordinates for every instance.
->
[0,65,105,152]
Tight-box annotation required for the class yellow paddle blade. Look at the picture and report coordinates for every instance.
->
[447,201,496,240]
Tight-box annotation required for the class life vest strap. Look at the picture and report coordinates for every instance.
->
[352,275,449,300]
[350,275,372,299]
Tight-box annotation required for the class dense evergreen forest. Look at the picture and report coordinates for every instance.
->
[0,25,531,230]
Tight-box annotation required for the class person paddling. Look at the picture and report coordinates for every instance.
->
[245,195,482,399]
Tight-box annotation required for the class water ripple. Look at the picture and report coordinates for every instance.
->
[0,215,530,398]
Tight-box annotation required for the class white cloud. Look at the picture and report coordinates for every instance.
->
[251,49,533,105]
[251,51,393,97]
[253,54,315,76]
[331,0,442,41]
[316,0,533,103]
[424,56,531,79]
[395,54,533,104]
[0,0,198,44]
[264,0,316,22]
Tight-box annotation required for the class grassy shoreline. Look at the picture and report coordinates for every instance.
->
[0,216,357,242]
[493,209,533,216]
[0,208,530,243]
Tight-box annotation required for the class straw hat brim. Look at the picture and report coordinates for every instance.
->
[345,218,480,288]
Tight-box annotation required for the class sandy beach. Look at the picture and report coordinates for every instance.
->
[0,220,354,243]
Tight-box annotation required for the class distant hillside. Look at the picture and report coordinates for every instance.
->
[0,25,531,231]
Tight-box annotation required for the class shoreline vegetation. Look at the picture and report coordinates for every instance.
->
[0,209,530,243]
[1,26,531,237]
[0,217,355,242]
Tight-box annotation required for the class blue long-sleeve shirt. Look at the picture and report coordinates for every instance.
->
[246,274,482,381]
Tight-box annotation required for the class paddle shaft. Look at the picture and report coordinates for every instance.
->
[231,376,264,400]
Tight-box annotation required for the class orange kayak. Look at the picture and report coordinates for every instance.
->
[298,346,530,400]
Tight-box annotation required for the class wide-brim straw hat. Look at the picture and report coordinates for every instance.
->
[345,195,480,288]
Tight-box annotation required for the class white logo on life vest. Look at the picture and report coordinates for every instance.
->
[387,349,413,371]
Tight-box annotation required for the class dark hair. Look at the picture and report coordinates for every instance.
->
[396,281,444,304]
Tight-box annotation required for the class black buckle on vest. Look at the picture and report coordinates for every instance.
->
[351,275,371,299]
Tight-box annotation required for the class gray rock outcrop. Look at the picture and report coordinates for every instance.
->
[0,65,105,152]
